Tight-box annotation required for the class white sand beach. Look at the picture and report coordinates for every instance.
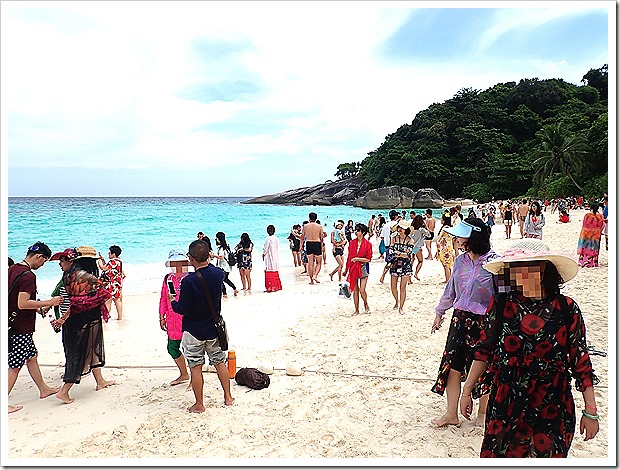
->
[6,209,611,463]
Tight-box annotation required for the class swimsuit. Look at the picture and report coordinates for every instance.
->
[305,241,322,256]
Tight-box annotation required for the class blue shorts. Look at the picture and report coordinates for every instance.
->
[181,331,226,368]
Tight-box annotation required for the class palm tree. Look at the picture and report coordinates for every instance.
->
[532,123,590,192]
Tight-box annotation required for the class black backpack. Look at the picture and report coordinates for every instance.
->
[226,247,236,267]
[234,367,270,390]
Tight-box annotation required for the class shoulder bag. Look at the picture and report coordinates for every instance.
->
[195,268,229,351]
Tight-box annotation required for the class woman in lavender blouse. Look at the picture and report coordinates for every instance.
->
[430,217,499,428]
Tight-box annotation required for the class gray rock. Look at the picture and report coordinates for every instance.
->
[412,188,444,209]
[242,177,367,205]
[353,186,444,209]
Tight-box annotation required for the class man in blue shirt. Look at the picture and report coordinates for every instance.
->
[170,239,234,412]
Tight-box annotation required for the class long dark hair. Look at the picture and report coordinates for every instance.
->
[529,201,542,216]
[413,215,426,230]
[240,233,252,249]
[71,257,100,277]
[215,232,230,251]
[462,217,491,255]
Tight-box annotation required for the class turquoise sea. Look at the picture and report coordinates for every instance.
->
[8,197,446,296]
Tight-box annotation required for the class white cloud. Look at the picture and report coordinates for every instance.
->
[2,1,611,195]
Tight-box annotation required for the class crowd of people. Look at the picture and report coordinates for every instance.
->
[8,195,607,457]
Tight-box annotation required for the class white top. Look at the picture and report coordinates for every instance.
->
[381,220,398,242]
[263,235,279,272]
[216,246,231,273]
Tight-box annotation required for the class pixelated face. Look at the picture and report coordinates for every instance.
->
[169,260,190,273]
[505,262,545,298]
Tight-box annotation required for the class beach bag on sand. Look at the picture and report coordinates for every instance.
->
[338,282,351,299]
[235,367,270,390]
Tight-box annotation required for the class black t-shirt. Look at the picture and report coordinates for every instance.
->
[171,265,225,340]
[8,264,37,335]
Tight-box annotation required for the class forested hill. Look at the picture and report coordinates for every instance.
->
[351,65,608,201]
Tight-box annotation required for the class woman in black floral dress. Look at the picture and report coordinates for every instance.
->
[460,240,600,457]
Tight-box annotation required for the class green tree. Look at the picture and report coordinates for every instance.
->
[532,124,590,192]
[334,162,361,180]
[581,64,608,101]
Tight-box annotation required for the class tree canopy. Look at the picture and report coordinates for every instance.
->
[345,65,608,201]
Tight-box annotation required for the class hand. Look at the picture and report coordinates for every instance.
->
[580,415,599,441]
[168,293,176,302]
[159,318,167,332]
[49,296,63,307]
[431,315,443,334]
[460,394,473,420]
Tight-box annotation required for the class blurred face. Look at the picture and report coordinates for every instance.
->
[508,263,544,298]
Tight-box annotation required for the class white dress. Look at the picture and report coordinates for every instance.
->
[263,235,279,272]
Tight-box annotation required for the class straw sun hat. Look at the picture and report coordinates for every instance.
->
[75,245,98,259]
[483,239,579,282]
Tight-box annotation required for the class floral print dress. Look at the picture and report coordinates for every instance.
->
[475,292,598,457]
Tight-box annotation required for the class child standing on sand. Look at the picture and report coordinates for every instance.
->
[158,250,190,386]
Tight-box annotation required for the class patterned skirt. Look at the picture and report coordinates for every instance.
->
[431,309,490,398]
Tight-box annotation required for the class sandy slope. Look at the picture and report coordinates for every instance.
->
[6,209,611,463]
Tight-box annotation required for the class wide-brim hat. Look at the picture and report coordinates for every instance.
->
[50,247,78,261]
[483,239,579,282]
[75,245,98,259]
[165,249,189,267]
[443,220,482,238]
[396,219,411,230]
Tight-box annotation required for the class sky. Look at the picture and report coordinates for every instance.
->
[1,1,612,197]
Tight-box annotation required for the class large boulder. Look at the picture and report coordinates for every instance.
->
[412,188,444,209]
[354,186,444,209]
[242,176,367,205]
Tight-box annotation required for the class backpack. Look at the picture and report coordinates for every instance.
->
[234,367,270,390]
[226,248,237,267]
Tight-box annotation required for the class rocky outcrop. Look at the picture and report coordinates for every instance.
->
[242,176,368,206]
[353,187,444,209]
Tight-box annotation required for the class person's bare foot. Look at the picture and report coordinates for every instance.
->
[430,414,460,428]
[475,413,486,428]
[393,303,398,310]
[8,405,23,414]
[225,397,235,406]
[188,403,206,413]
[379,276,385,284]
[309,281,314,285]
[170,375,190,386]
[329,272,334,281]
[233,290,239,297]
[426,257,433,260]
[96,380,116,391]
[414,275,420,281]
[352,311,360,316]
[55,390,74,404]
[399,307,405,315]
[40,386,61,399]
[223,294,228,299]
[314,278,320,283]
